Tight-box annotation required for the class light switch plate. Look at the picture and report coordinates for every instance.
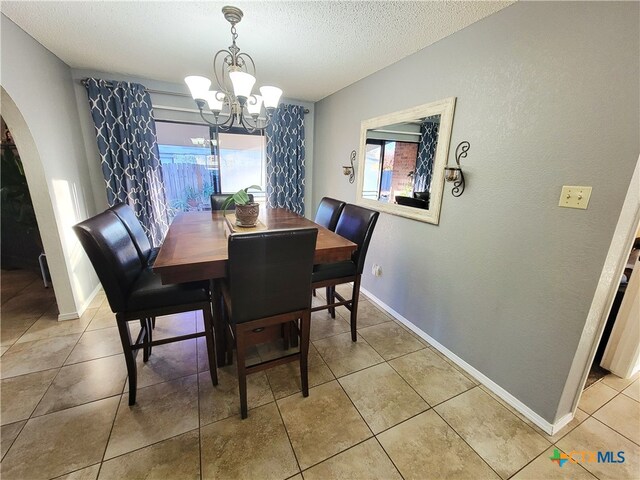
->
[559,186,592,209]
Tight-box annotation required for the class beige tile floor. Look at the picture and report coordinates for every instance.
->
[1,269,639,479]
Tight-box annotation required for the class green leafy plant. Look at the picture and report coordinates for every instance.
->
[1,145,37,234]
[221,185,261,214]
[183,185,201,206]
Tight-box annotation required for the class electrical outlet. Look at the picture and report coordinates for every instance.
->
[371,264,382,277]
[559,186,592,210]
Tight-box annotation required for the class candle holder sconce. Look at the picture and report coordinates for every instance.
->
[444,141,470,197]
[343,150,356,184]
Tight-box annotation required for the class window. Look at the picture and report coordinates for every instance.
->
[155,121,266,215]
[364,139,418,203]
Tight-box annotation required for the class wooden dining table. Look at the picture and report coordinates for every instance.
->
[153,207,357,366]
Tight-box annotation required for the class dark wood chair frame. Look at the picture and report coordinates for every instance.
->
[221,286,311,418]
[116,300,218,405]
[310,205,378,342]
[312,276,361,342]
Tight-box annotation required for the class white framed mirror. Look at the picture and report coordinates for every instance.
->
[356,97,456,224]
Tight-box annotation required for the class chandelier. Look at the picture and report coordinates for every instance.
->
[184,6,282,133]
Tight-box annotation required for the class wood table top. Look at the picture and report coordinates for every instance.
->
[153,208,357,284]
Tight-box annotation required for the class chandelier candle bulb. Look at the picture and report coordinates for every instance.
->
[185,76,211,100]
[229,71,256,101]
[205,91,224,112]
[247,95,263,116]
[260,86,283,109]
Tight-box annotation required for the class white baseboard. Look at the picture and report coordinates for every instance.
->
[361,287,571,436]
[57,284,102,321]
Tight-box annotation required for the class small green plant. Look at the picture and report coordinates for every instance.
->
[221,185,261,214]
[184,185,201,207]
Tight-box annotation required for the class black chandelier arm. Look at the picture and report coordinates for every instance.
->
[196,104,236,130]
[238,109,274,133]
[213,49,234,90]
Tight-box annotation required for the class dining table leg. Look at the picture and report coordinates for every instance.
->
[211,280,227,367]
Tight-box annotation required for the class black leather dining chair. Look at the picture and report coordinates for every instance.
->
[311,204,379,341]
[312,197,346,297]
[210,193,254,211]
[110,203,160,267]
[221,228,318,418]
[314,197,346,231]
[73,210,218,405]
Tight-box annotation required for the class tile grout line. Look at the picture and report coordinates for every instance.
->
[475,385,553,445]
[429,392,505,480]
[371,435,406,480]
[97,392,123,477]
[589,409,640,448]
[23,308,103,421]
[269,369,303,476]
[0,419,28,463]
[1,271,42,303]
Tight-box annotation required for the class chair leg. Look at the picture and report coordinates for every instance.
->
[282,322,290,350]
[146,317,153,359]
[140,319,150,362]
[117,320,138,405]
[300,313,311,397]
[222,303,234,366]
[289,320,299,348]
[202,305,218,386]
[312,288,317,297]
[350,277,362,342]
[236,326,248,419]
[151,317,156,329]
[211,280,227,367]
[327,286,336,318]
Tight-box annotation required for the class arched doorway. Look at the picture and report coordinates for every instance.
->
[1,87,77,317]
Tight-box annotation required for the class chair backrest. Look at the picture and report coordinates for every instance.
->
[227,228,318,324]
[413,191,430,208]
[73,210,143,313]
[314,197,346,231]
[396,195,428,209]
[109,203,153,263]
[211,193,255,211]
[335,204,379,274]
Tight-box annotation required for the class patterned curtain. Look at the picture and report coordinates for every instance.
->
[84,78,169,245]
[414,117,440,193]
[265,104,305,215]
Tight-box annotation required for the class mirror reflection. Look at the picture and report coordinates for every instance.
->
[356,97,455,225]
[363,115,440,210]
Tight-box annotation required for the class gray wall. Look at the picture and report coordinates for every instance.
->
[313,1,639,423]
[1,15,99,316]
[70,69,315,217]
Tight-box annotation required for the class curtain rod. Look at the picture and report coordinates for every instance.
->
[80,78,310,114]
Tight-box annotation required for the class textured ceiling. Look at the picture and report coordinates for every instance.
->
[1,1,514,102]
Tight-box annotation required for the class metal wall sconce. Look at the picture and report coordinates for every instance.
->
[343,150,356,184]
[444,141,470,197]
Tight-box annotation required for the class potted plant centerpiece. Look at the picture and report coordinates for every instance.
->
[222,185,262,227]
